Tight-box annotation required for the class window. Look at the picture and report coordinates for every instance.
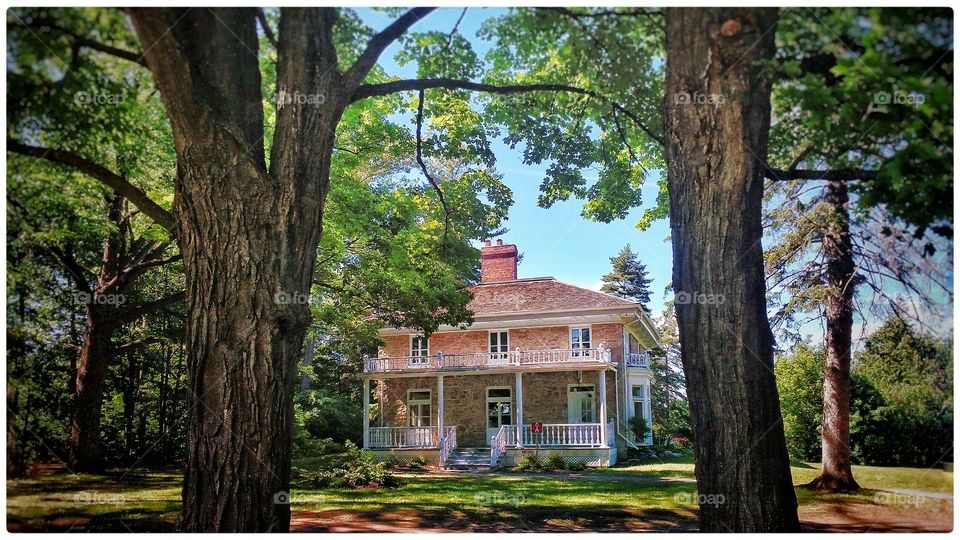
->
[489,331,509,362]
[570,326,591,357]
[567,385,596,423]
[632,385,647,422]
[407,390,432,427]
[486,387,513,433]
[409,336,429,365]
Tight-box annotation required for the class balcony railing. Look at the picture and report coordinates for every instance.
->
[365,346,613,373]
[368,425,456,448]
[626,351,651,368]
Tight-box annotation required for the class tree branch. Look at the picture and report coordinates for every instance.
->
[541,7,662,20]
[415,89,451,250]
[256,8,279,50]
[344,7,435,87]
[8,140,177,236]
[116,291,185,325]
[765,168,878,181]
[47,245,93,293]
[28,17,147,67]
[352,78,664,145]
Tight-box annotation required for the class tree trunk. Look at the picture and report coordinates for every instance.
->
[664,8,800,532]
[808,180,860,491]
[128,8,347,531]
[69,309,113,471]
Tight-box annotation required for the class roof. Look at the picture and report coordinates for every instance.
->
[466,277,639,316]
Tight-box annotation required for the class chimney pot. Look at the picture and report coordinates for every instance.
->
[496,239,503,245]
[484,239,492,246]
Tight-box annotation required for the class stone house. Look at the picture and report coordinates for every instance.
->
[362,240,660,467]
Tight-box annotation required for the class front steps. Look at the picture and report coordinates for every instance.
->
[444,447,494,470]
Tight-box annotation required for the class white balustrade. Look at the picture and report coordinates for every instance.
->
[489,425,507,466]
[365,347,615,373]
[626,352,650,368]
[368,426,438,448]
[439,425,458,465]
[503,423,603,447]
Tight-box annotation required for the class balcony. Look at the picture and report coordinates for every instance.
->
[626,351,651,368]
[364,347,613,374]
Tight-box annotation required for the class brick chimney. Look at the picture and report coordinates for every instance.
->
[480,239,518,282]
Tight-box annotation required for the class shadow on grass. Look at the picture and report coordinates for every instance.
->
[291,473,700,532]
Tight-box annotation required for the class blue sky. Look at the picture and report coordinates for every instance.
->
[356,8,953,344]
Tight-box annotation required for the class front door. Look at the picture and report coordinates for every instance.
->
[567,385,596,423]
[486,387,513,443]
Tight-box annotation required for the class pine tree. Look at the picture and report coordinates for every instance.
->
[600,244,653,311]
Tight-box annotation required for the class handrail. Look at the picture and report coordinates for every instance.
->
[489,425,507,466]
[503,423,604,447]
[439,425,457,466]
[626,351,650,368]
[365,346,614,373]
[368,426,438,448]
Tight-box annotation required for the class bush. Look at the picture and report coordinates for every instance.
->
[567,461,587,472]
[409,454,429,469]
[629,415,651,442]
[517,454,543,471]
[670,437,691,449]
[544,455,567,471]
[307,441,397,489]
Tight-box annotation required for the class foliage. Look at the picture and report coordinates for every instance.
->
[775,320,953,466]
[516,454,543,471]
[628,415,651,442]
[649,309,687,444]
[600,244,653,310]
[298,442,398,489]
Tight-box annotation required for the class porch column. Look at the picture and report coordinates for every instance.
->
[644,382,653,445]
[362,378,370,449]
[598,369,608,447]
[515,371,523,448]
[437,375,444,442]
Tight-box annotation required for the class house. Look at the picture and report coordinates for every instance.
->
[361,240,660,468]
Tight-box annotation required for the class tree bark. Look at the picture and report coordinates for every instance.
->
[127,8,348,531]
[808,180,860,491]
[664,8,800,532]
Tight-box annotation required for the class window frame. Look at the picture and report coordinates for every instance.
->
[485,386,514,431]
[409,335,430,364]
[569,325,593,357]
[488,330,510,361]
[567,383,596,423]
[406,388,433,427]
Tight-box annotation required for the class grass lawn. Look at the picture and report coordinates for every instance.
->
[7,459,953,532]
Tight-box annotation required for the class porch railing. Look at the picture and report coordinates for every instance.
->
[490,425,507,466]
[365,346,613,373]
[626,351,650,368]
[503,423,604,447]
[368,426,438,448]
[439,426,458,466]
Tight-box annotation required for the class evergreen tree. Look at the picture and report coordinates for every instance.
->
[600,244,653,311]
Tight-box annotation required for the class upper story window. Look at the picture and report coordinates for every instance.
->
[410,336,429,361]
[489,331,509,360]
[570,326,591,356]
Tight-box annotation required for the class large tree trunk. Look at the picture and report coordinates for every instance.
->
[128,8,346,531]
[69,310,113,471]
[809,180,860,491]
[664,8,800,532]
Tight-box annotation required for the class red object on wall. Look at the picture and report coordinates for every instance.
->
[531,421,543,434]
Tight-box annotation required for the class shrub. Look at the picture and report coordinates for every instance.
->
[670,437,691,449]
[409,454,429,469]
[629,415,651,442]
[517,454,542,471]
[307,441,397,489]
[567,461,587,472]
[544,455,567,471]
